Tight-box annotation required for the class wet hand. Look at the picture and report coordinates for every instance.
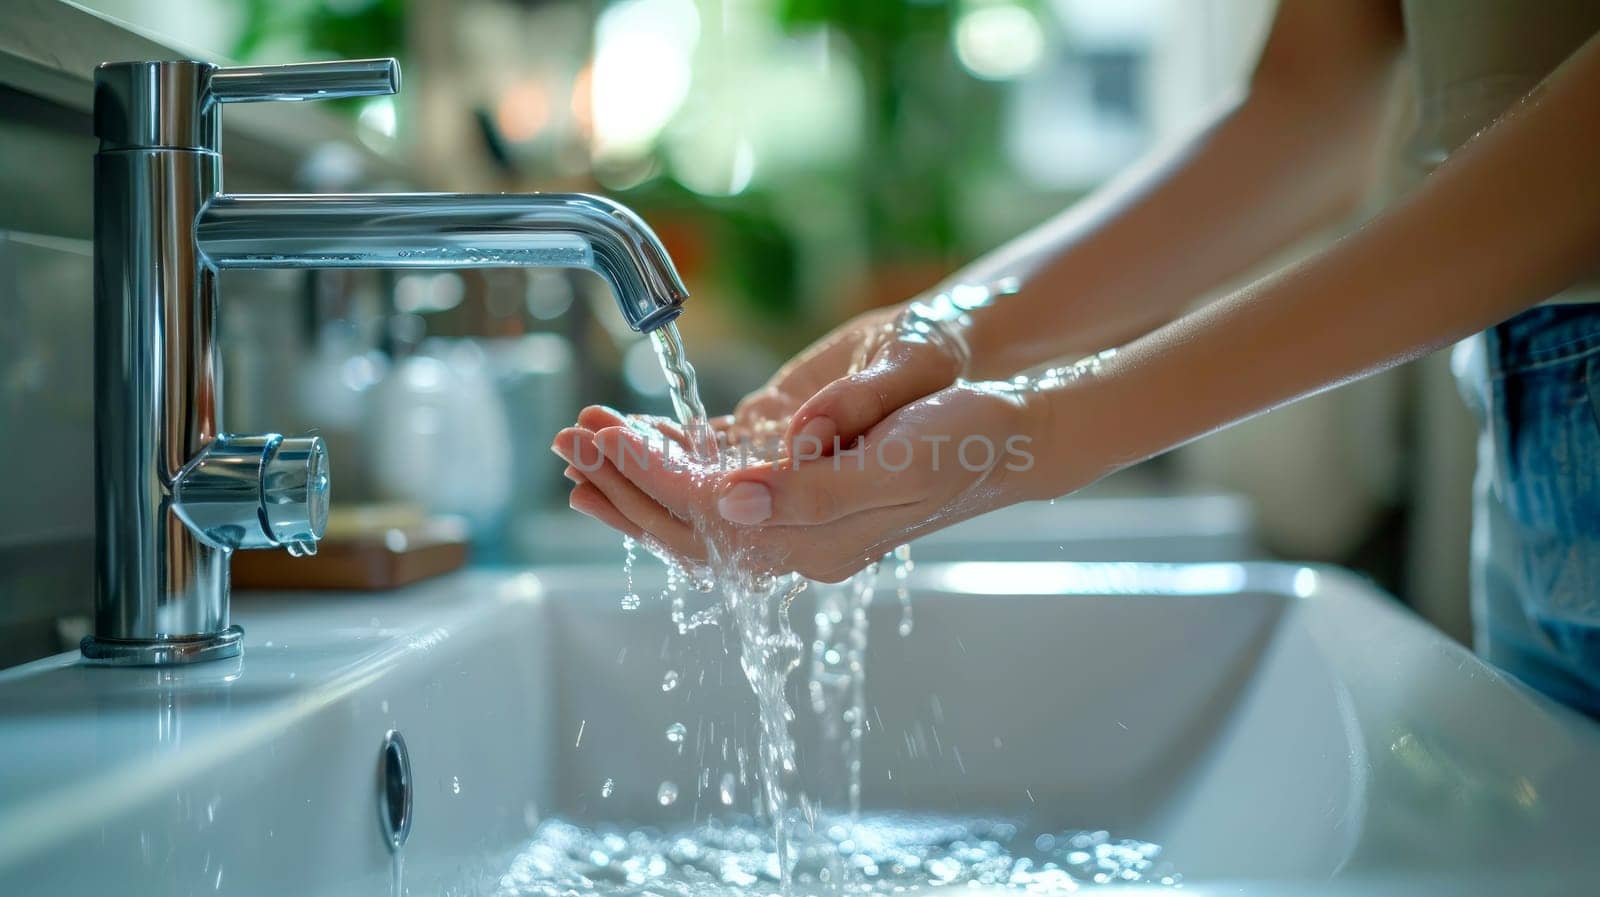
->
[552,382,1053,583]
[728,303,971,457]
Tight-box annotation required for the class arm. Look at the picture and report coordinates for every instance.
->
[776,0,1404,451]
[1032,29,1600,496]
[955,0,1404,377]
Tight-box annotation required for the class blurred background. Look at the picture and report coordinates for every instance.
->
[0,0,1476,663]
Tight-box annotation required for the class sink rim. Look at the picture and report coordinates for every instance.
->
[524,558,1320,602]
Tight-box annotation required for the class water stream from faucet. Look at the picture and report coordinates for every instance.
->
[649,322,814,889]
[646,321,944,892]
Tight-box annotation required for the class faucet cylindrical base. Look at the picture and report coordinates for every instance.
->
[93,145,231,656]
[80,625,244,666]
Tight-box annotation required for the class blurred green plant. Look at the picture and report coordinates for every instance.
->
[775,0,1007,262]
[622,178,803,325]
[234,0,407,100]
[226,0,1021,329]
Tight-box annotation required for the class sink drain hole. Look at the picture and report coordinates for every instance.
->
[380,730,412,852]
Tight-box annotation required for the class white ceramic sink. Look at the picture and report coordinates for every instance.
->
[2,561,1596,895]
[0,572,555,897]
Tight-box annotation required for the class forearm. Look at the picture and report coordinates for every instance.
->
[931,1,1401,379]
[1033,32,1600,495]
[955,85,1382,377]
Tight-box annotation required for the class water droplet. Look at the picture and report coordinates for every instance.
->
[719,772,736,805]
[620,536,640,610]
[893,544,915,636]
[451,776,461,795]
[656,781,678,806]
[665,722,687,747]
[600,778,615,798]
[661,670,678,692]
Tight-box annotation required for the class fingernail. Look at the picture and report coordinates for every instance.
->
[562,465,584,483]
[794,416,836,456]
[718,481,773,525]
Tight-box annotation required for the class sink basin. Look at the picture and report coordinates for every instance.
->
[541,561,1600,895]
[2,561,1596,895]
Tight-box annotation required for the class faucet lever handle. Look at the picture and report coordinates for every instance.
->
[208,58,400,104]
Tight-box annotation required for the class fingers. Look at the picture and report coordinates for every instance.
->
[569,482,643,540]
[731,313,891,432]
[552,428,705,561]
[592,426,706,517]
[567,417,921,545]
[577,405,629,433]
[764,316,880,399]
[785,340,962,458]
[714,436,927,526]
[740,501,943,581]
[577,405,701,451]
[732,388,796,432]
[555,419,954,581]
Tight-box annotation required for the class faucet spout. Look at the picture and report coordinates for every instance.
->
[197,193,689,332]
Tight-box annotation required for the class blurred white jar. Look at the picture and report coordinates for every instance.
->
[296,321,388,500]
[367,339,513,529]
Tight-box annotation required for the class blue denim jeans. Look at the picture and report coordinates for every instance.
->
[1468,304,1600,715]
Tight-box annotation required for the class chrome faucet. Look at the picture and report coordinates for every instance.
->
[85,58,689,665]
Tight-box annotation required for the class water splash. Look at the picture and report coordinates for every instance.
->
[644,323,923,892]
[494,815,1178,896]
[665,722,688,750]
[891,545,914,637]
[807,567,876,819]
[667,559,721,634]
[657,781,680,807]
[620,536,642,611]
[652,323,812,888]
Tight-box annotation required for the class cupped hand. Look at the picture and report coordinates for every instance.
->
[729,301,972,456]
[552,381,1052,583]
